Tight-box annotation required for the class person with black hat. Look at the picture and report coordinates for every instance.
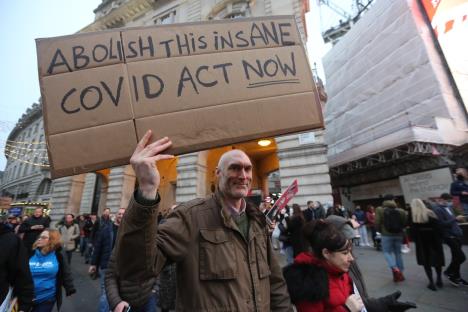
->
[433,193,467,286]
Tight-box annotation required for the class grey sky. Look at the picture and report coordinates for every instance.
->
[0,0,101,170]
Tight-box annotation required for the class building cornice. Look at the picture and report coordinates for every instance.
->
[81,0,155,32]
[7,102,42,143]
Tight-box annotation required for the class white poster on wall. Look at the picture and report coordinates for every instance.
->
[399,167,453,203]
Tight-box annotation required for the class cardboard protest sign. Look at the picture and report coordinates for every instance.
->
[36,16,324,179]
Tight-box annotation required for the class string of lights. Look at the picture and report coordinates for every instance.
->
[4,142,48,152]
[3,152,50,167]
[4,149,49,160]
[6,139,46,145]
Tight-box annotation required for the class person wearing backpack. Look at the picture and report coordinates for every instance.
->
[375,194,408,282]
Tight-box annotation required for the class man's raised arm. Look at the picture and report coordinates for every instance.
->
[112,130,173,307]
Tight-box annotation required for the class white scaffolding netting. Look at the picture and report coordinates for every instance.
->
[322,0,468,168]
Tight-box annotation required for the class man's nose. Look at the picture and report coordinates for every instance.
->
[238,169,247,179]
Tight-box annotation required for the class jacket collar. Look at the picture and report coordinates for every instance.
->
[213,190,264,241]
[382,200,397,208]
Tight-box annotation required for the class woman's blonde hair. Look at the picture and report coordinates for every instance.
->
[411,199,437,224]
[33,229,62,255]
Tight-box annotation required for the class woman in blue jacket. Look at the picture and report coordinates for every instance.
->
[29,229,76,312]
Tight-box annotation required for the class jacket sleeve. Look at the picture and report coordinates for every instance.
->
[59,251,76,294]
[267,229,293,311]
[18,221,32,234]
[375,208,382,232]
[434,208,456,227]
[12,238,34,312]
[71,224,80,240]
[450,182,468,197]
[114,193,193,306]
[105,252,123,311]
[91,227,103,267]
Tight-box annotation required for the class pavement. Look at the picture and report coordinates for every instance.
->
[58,243,468,312]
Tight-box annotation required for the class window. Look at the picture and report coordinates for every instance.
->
[18,163,23,178]
[23,164,29,176]
[37,179,52,196]
[154,10,176,25]
[209,0,249,20]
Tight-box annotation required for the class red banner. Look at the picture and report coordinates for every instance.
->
[266,179,299,223]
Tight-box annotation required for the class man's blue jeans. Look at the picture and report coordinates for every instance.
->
[381,235,404,271]
[461,202,468,216]
[99,268,110,312]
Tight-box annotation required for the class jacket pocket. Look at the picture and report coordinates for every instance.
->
[255,235,271,279]
[199,229,237,280]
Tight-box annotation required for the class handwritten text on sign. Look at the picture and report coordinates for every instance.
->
[37,16,323,179]
[43,21,298,75]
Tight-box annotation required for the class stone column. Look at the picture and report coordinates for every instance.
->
[49,174,86,223]
[276,130,333,206]
[79,173,97,215]
[105,165,136,213]
[175,152,207,203]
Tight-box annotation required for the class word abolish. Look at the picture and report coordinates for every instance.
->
[46,37,123,75]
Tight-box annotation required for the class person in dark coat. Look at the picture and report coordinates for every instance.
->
[29,229,75,312]
[18,207,51,256]
[409,199,445,291]
[286,204,308,258]
[0,219,34,312]
[433,193,467,286]
[450,168,468,215]
[303,201,326,222]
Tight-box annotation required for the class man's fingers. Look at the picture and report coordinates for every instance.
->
[145,139,173,157]
[135,130,152,153]
[149,154,175,163]
[145,136,171,151]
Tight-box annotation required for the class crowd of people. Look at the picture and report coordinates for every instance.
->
[1,132,467,312]
[0,206,132,312]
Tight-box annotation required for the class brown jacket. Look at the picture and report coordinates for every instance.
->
[112,191,292,311]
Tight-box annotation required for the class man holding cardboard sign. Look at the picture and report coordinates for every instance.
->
[109,130,292,311]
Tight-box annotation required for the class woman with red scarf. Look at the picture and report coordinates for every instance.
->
[283,220,364,312]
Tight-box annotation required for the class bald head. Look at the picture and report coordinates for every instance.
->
[216,149,252,201]
[217,150,249,171]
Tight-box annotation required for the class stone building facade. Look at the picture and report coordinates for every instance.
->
[0,102,53,214]
[2,0,333,220]
[322,0,468,208]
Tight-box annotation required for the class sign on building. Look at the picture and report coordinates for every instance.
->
[36,16,323,179]
[399,167,453,203]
